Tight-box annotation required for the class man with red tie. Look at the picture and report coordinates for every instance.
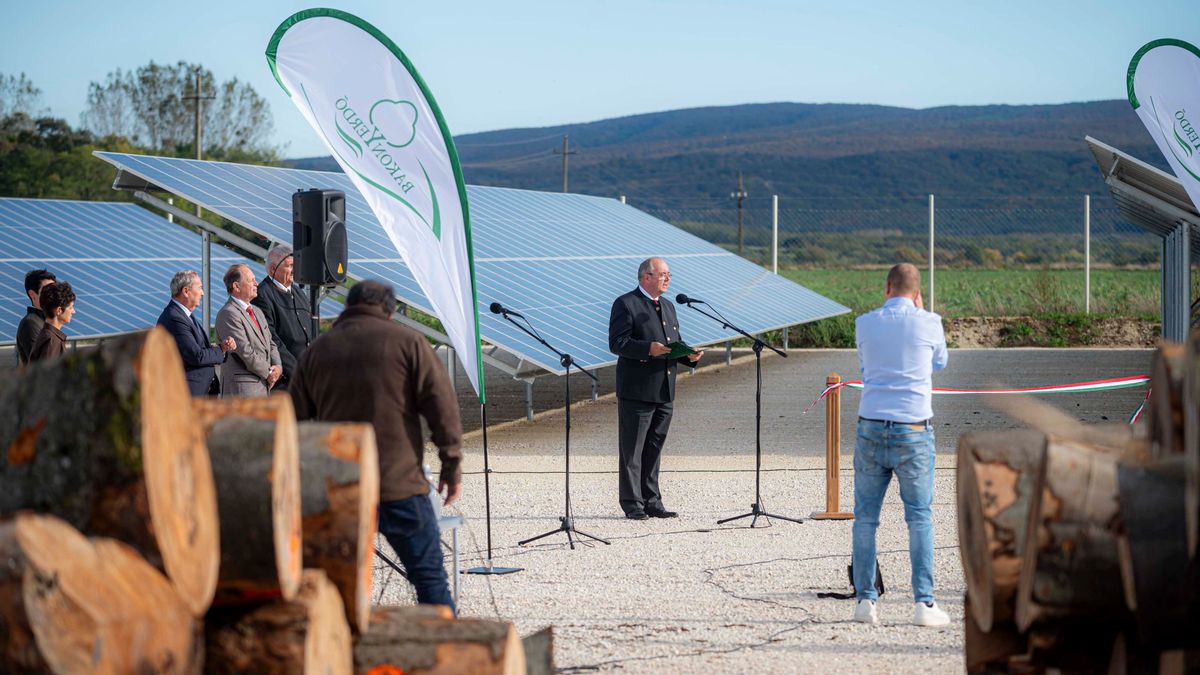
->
[215,263,281,397]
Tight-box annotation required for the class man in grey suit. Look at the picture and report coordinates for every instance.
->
[215,263,281,396]
[608,257,703,520]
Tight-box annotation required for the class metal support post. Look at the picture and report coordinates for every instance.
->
[619,195,626,204]
[725,341,732,365]
[1084,194,1091,314]
[591,378,597,401]
[771,194,779,273]
[525,381,534,421]
[928,194,935,313]
[202,231,211,329]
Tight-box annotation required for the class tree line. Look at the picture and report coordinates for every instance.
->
[0,63,280,202]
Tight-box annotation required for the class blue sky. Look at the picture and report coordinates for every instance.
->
[1,1,1193,158]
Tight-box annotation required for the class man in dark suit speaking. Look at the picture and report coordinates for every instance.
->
[608,257,703,520]
[157,270,236,396]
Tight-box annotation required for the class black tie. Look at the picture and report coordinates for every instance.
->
[191,313,208,345]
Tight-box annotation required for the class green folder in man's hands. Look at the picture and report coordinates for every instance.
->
[665,341,697,359]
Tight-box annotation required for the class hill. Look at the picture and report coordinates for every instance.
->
[287,100,1164,208]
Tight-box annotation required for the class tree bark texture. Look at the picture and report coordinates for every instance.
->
[193,396,302,605]
[354,606,526,675]
[1116,456,1200,650]
[1184,330,1199,559]
[1149,342,1186,458]
[0,327,218,616]
[0,512,201,674]
[964,596,1026,674]
[298,422,379,634]
[205,568,351,675]
[957,429,1046,632]
[1016,436,1126,631]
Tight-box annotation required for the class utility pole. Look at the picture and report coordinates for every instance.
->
[554,134,576,193]
[183,68,215,327]
[731,172,748,257]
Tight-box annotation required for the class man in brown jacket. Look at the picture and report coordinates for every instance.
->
[289,280,463,611]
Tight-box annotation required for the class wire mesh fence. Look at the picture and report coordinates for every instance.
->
[636,194,1178,322]
[639,194,1159,269]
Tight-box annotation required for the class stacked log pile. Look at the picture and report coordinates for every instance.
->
[0,328,542,674]
[959,332,1200,673]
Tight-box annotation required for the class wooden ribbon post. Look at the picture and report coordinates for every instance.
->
[812,372,853,520]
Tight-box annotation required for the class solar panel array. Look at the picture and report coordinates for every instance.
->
[0,198,338,343]
[94,152,850,372]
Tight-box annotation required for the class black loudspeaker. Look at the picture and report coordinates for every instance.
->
[292,188,348,286]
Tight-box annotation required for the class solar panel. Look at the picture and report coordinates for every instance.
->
[94,152,850,372]
[0,197,339,343]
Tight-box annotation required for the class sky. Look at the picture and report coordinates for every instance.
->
[0,1,1194,158]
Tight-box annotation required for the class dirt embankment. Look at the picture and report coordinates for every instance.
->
[947,317,1159,348]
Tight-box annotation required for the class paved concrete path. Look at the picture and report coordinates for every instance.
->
[377,348,1151,673]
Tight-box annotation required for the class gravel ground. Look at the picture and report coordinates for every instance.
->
[375,348,1151,673]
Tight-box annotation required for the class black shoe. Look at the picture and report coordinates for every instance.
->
[645,507,678,518]
[625,509,649,520]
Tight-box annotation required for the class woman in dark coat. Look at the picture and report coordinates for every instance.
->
[29,282,76,362]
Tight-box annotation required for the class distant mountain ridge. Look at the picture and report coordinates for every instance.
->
[286,100,1164,208]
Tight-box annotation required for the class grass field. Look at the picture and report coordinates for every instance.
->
[780,268,1162,318]
[768,267,1175,348]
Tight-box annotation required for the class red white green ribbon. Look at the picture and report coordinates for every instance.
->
[805,375,1152,420]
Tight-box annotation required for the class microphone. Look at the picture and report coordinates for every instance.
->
[489,302,525,319]
[675,293,704,305]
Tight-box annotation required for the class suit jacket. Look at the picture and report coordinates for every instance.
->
[215,298,281,397]
[157,301,225,396]
[608,288,696,403]
[251,278,311,389]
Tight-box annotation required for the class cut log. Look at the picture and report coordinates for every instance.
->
[0,512,201,674]
[1015,435,1127,631]
[205,568,352,674]
[1149,343,1187,458]
[1116,456,1199,650]
[193,395,302,605]
[0,327,219,616]
[1184,330,1200,559]
[956,429,1046,632]
[963,595,1026,674]
[298,422,379,634]
[354,606,526,675]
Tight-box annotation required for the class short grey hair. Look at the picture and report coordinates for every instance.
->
[637,257,661,278]
[170,270,198,297]
[266,242,293,274]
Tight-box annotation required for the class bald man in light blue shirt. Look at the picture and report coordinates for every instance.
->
[851,263,950,627]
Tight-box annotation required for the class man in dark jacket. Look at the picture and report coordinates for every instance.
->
[15,269,55,365]
[608,257,703,520]
[251,243,312,391]
[289,280,463,612]
[157,270,236,396]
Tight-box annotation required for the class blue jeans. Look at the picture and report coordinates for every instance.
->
[852,418,936,603]
[378,495,454,613]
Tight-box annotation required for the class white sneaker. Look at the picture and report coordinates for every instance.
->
[853,599,878,625]
[913,601,950,627]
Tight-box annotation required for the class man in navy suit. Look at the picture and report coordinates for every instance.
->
[157,270,236,396]
[608,257,703,520]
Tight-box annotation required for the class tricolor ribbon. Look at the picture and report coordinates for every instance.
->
[805,375,1153,423]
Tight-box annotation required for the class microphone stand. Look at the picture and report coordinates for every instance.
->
[466,402,522,574]
[497,310,609,550]
[680,300,804,528]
